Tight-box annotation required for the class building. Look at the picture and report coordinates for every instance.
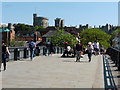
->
[8,23,15,40]
[79,24,91,30]
[55,18,64,27]
[0,23,15,44]
[42,30,70,42]
[16,31,41,42]
[100,24,118,34]
[112,34,120,50]
[33,13,49,28]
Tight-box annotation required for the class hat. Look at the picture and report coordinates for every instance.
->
[65,42,68,44]
[88,42,92,45]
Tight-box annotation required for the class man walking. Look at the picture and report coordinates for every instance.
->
[75,41,83,62]
[29,39,36,60]
[87,42,94,62]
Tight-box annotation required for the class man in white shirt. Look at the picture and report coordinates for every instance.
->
[93,40,100,55]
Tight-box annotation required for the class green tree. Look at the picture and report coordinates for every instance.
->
[34,26,45,31]
[80,28,111,49]
[13,23,32,33]
[50,29,77,47]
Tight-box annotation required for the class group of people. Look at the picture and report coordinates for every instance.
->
[1,38,104,71]
[62,40,104,62]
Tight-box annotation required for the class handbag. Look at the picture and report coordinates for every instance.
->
[2,52,8,59]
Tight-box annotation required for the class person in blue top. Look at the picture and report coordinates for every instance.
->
[28,39,36,60]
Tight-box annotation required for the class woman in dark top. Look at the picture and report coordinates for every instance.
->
[2,41,10,71]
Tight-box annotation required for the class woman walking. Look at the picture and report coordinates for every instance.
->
[2,40,10,71]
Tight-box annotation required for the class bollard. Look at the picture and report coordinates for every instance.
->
[60,48,63,54]
[54,47,57,54]
[36,47,40,56]
[24,48,29,58]
[57,47,59,54]
[14,48,20,61]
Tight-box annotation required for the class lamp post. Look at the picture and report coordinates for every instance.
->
[34,32,37,42]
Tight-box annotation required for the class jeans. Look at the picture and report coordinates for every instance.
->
[45,48,50,56]
[30,49,35,60]
[88,52,92,62]
[76,51,81,61]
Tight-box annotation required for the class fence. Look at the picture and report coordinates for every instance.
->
[106,47,120,71]
[8,46,64,61]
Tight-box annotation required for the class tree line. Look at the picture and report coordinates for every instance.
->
[11,23,120,49]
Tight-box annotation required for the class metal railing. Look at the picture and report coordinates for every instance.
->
[8,46,64,61]
[103,55,117,89]
[106,47,120,71]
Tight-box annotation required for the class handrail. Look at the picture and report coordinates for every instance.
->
[106,47,120,71]
[8,46,64,61]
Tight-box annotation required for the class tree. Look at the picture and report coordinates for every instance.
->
[80,28,111,49]
[13,23,32,33]
[50,29,77,47]
[34,26,45,31]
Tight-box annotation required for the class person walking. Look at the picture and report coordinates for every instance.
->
[93,40,100,55]
[61,42,68,57]
[2,40,10,71]
[45,40,51,56]
[87,42,94,62]
[28,39,36,60]
[49,42,55,55]
[75,40,83,62]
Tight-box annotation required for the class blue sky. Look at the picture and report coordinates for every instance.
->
[2,2,118,27]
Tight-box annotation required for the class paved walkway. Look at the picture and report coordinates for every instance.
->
[1,54,104,88]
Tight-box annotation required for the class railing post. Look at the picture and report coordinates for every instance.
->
[14,48,20,61]
[118,51,120,71]
[54,47,57,54]
[36,47,40,56]
[57,47,59,54]
[24,47,29,58]
[60,47,63,54]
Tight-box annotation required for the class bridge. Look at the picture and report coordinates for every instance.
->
[0,46,120,89]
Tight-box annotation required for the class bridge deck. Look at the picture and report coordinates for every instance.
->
[1,54,104,88]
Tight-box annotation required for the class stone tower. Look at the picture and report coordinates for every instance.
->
[33,13,49,28]
[55,18,64,27]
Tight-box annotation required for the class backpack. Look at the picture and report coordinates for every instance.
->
[29,42,35,49]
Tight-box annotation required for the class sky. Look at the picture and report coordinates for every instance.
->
[1,1,119,27]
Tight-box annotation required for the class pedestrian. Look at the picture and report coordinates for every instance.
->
[49,42,55,55]
[66,45,71,57]
[75,40,83,62]
[93,40,100,55]
[2,40,10,71]
[61,42,68,57]
[45,40,51,56]
[28,39,36,60]
[87,42,94,62]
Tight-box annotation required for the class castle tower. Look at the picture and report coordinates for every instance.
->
[33,14,37,27]
[55,18,64,27]
[33,13,49,28]
[55,18,61,27]
[61,20,64,27]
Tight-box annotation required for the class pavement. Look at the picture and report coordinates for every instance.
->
[1,54,104,88]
